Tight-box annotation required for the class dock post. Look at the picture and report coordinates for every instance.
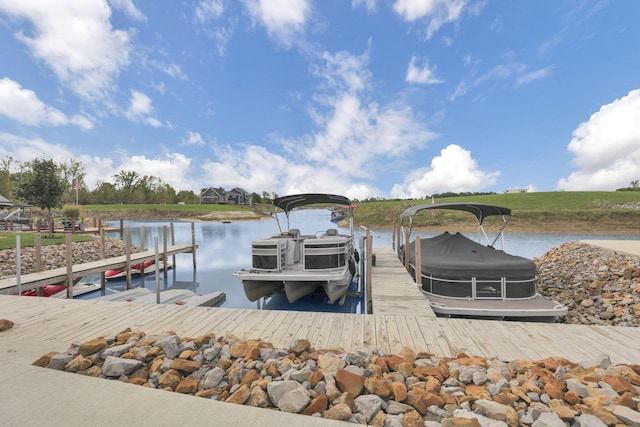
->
[100,229,106,291]
[140,226,146,276]
[366,228,372,314]
[403,228,410,270]
[414,235,421,284]
[66,233,73,299]
[391,220,396,251]
[170,222,176,269]
[119,219,124,240]
[125,229,132,289]
[35,232,42,272]
[16,235,21,296]
[140,225,146,250]
[155,237,160,304]
[191,222,197,269]
[163,226,168,279]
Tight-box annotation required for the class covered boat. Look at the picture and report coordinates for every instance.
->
[399,202,567,321]
[233,193,358,304]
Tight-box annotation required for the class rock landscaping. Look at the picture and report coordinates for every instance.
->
[536,242,640,327]
[0,238,139,279]
[32,329,640,426]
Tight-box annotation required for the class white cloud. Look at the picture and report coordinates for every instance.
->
[0,0,132,101]
[515,66,553,87]
[193,0,236,56]
[393,0,470,39]
[194,0,224,22]
[195,46,438,199]
[352,0,377,13]
[557,89,640,190]
[0,132,199,192]
[182,131,206,146]
[406,56,444,84]
[243,0,311,47]
[391,144,500,198]
[148,60,188,80]
[125,90,162,127]
[0,78,93,129]
[108,0,146,21]
[113,153,198,191]
[312,48,372,93]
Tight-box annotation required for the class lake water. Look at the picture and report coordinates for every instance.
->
[79,209,640,313]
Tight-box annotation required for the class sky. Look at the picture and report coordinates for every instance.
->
[1,0,639,201]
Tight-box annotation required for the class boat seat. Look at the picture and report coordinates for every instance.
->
[289,228,300,238]
[324,228,338,236]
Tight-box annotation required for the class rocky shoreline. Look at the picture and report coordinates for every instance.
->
[0,238,139,280]
[535,242,640,327]
[31,330,640,426]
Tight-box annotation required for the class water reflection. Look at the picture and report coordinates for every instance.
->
[87,211,639,312]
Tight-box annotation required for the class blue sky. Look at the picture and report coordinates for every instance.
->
[1,0,639,200]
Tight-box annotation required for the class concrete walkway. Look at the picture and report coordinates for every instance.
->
[0,337,350,427]
[581,239,640,257]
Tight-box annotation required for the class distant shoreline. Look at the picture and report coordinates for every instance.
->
[87,210,640,235]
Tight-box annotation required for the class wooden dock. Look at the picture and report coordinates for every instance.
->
[0,244,196,294]
[1,246,639,364]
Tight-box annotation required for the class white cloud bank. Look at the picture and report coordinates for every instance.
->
[0,78,93,129]
[243,0,311,47]
[0,0,133,102]
[391,144,500,199]
[557,89,640,190]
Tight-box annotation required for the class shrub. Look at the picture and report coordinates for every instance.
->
[62,204,81,219]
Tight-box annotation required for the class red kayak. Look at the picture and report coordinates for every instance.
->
[105,260,155,280]
[20,277,81,297]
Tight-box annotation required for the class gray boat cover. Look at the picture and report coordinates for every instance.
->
[409,232,536,279]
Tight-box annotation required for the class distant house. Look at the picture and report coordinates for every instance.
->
[200,187,227,204]
[200,187,252,205]
[227,187,252,206]
[504,188,527,194]
[0,194,12,208]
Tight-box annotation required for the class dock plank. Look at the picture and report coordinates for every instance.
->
[0,244,196,292]
[2,241,640,366]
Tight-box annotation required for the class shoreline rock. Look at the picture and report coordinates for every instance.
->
[34,330,640,426]
[535,242,640,327]
[0,238,140,279]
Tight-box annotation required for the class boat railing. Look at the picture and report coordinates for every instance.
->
[411,265,538,300]
[303,236,353,271]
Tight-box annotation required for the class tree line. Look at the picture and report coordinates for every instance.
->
[0,156,281,209]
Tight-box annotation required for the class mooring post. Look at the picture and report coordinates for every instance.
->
[139,226,146,276]
[155,237,160,304]
[16,235,21,296]
[66,233,73,299]
[403,228,410,270]
[191,222,197,269]
[100,229,106,291]
[35,232,42,272]
[414,235,421,285]
[125,229,132,289]
[170,222,176,269]
[392,220,396,251]
[366,228,373,314]
[163,226,168,279]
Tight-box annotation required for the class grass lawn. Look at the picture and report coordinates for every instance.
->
[0,232,95,250]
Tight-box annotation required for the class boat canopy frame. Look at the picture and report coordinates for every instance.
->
[399,202,512,249]
[272,193,354,236]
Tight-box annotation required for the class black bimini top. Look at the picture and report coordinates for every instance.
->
[400,202,512,225]
[274,194,352,214]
